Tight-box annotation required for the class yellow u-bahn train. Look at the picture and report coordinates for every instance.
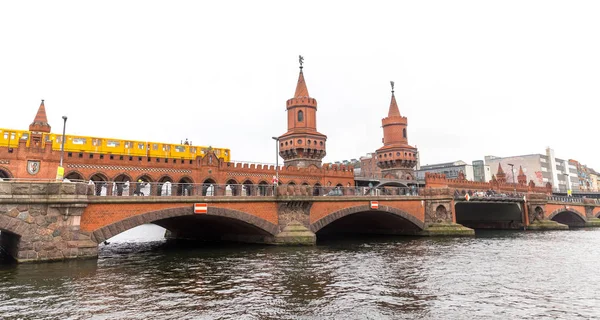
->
[0,128,231,161]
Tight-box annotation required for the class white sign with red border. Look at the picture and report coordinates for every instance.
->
[194,203,208,214]
[370,201,379,210]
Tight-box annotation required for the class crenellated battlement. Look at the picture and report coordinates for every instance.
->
[425,171,552,194]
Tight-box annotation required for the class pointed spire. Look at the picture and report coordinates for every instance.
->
[518,166,525,176]
[294,69,310,98]
[29,99,51,133]
[387,81,401,117]
[497,163,505,175]
[34,100,49,124]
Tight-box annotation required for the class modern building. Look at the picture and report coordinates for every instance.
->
[472,160,492,182]
[484,147,581,193]
[416,160,476,181]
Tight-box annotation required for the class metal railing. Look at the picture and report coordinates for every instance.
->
[453,190,526,201]
[547,195,584,203]
[81,183,421,198]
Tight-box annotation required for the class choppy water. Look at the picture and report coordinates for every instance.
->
[1,226,599,319]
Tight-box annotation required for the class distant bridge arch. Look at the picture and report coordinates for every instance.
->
[311,204,424,234]
[548,208,587,228]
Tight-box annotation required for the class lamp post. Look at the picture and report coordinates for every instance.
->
[57,116,67,180]
[271,136,280,187]
[507,163,516,195]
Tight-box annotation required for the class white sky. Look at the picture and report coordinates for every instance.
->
[1,1,599,169]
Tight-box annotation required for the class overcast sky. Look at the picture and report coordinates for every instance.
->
[1,1,599,169]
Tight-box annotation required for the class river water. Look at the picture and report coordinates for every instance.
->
[1,225,599,319]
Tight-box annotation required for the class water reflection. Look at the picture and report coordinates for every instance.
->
[1,227,600,319]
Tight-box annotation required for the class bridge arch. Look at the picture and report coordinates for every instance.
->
[91,206,279,244]
[64,171,85,181]
[548,208,587,228]
[113,173,132,182]
[0,167,12,179]
[311,204,425,234]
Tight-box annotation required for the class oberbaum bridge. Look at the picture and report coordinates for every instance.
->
[1,60,600,263]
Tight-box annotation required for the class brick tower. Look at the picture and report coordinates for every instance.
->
[496,164,506,183]
[29,100,52,147]
[278,56,327,168]
[376,82,418,180]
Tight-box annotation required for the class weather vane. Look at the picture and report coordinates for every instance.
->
[390,81,395,93]
[299,55,304,69]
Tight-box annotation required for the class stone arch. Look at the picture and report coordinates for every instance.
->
[0,167,12,180]
[547,208,586,224]
[157,175,174,196]
[90,206,279,244]
[310,204,425,233]
[113,173,133,182]
[64,171,85,181]
[89,172,109,182]
[531,206,544,222]
[0,214,30,237]
[177,176,195,196]
[135,174,154,183]
[313,183,323,196]
[0,167,13,179]
[158,175,174,183]
[242,179,255,196]
[258,180,270,196]
[225,178,240,196]
[89,172,109,196]
[202,178,217,196]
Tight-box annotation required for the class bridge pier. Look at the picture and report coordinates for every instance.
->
[0,182,98,263]
[421,189,474,236]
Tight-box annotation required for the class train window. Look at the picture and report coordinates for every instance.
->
[153,144,158,150]
[191,147,196,153]
[163,145,170,151]
[56,136,62,144]
[125,142,132,148]
[73,138,86,145]
[21,133,29,140]
[138,143,145,149]
[175,146,185,152]
[92,139,100,146]
[107,140,120,147]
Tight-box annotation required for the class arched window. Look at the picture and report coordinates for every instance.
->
[298,110,304,122]
[403,128,407,138]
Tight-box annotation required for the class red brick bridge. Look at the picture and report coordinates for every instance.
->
[1,181,600,263]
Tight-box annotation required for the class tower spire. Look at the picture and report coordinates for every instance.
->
[29,99,51,133]
[388,81,401,117]
[294,55,309,98]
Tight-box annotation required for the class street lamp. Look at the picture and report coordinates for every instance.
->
[507,163,516,195]
[57,116,68,180]
[271,137,280,186]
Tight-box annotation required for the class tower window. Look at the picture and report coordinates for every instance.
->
[298,110,304,122]
[403,128,407,138]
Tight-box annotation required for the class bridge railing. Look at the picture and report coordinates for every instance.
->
[81,182,420,198]
[547,195,584,203]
